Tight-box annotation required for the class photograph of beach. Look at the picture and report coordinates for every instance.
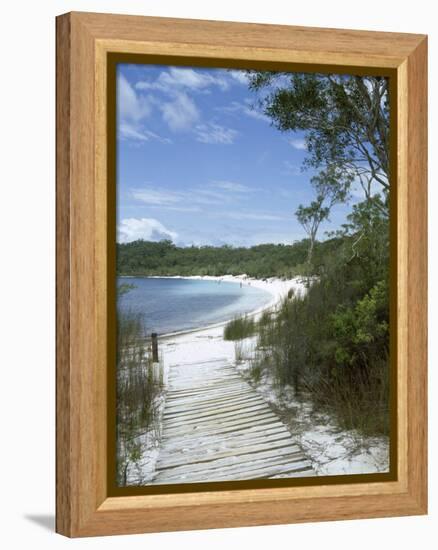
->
[115,63,391,487]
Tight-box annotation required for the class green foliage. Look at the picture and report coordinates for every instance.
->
[246,71,389,204]
[224,315,256,341]
[331,280,389,367]
[296,165,353,267]
[250,197,390,436]
[296,201,330,236]
[117,239,314,278]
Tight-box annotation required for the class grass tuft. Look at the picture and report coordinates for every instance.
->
[224,315,256,341]
[116,309,164,486]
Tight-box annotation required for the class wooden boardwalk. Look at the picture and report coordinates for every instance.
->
[151,357,315,484]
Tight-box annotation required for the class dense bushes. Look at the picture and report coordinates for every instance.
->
[228,196,391,437]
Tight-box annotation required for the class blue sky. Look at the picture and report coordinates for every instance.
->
[116,63,357,247]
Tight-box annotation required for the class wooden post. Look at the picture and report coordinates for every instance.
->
[151,332,158,362]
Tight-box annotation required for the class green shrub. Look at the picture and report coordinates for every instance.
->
[224,315,256,341]
[247,199,390,436]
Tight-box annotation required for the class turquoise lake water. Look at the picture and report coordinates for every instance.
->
[117,277,271,335]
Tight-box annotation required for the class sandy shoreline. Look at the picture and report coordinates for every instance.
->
[153,274,306,342]
[119,273,306,339]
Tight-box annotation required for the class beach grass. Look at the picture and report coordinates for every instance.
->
[223,315,256,341]
[116,309,164,486]
[226,274,390,438]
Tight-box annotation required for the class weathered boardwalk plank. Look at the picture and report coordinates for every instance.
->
[151,357,315,484]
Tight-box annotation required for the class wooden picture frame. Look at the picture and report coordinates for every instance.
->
[56,11,427,537]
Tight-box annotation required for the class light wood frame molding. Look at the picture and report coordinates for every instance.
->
[56,11,428,537]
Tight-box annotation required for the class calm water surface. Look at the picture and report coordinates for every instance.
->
[117,277,271,335]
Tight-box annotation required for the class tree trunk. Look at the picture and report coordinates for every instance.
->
[307,237,315,266]
[306,232,317,283]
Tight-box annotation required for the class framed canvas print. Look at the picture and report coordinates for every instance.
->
[56,12,428,537]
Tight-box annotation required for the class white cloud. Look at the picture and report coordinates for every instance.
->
[160,92,200,132]
[132,186,219,207]
[117,74,172,144]
[210,180,252,193]
[155,205,202,213]
[132,188,183,205]
[217,100,269,122]
[194,123,238,144]
[223,211,286,221]
[228,70,250,85]
[117,74,151,122]
[118,122,171,143]
[117,218,178,243]
[129,68,253,138]
[136,67,230,93]
[118,122,148,141]
[118,67,255,144]
[131,181,251,210]
[288,138,307,150]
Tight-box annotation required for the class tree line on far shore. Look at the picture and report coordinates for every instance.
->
[116,237,342,279]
